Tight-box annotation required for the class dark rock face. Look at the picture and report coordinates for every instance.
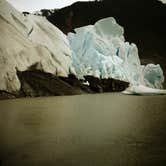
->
[17,70,129,97]
[0,91,16,100]
[47,7,74,34]
[84,76,129,93]
[22,11,30,16]
[17,70,84,97]
[0,70,129,100]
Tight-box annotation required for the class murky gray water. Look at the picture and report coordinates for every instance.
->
[0,93,166,166]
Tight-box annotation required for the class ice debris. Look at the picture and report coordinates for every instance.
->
[123,85,166,95]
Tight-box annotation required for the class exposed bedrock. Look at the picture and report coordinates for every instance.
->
[0,70,129,100]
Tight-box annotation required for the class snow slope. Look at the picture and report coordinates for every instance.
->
[0,0,71,92]
[68,17,164,89]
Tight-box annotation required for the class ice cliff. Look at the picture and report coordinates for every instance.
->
[68,17,164,89]
[0,0,71,93]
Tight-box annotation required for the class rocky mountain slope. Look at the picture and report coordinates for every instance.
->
[45,0,166,58]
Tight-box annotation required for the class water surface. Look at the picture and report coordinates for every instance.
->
[0,93,166,166]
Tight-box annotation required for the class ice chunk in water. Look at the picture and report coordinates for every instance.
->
[123,85,166,95]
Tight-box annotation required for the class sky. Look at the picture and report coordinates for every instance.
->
[6,0,95,12]
[6,0,166,12]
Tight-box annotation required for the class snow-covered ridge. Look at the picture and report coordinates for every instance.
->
[0,0,72,92]
[68,17,164,89]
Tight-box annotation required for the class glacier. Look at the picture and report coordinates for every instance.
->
[68,17,165,91]
[0,0,71,93]
[0,0,165,96]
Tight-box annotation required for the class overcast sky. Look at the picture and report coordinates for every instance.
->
[6,0,166,12]
[6,0,95,12]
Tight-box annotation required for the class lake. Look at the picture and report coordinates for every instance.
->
[0,93,166,166]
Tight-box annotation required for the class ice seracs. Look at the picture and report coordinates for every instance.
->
[68,17,165,91]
